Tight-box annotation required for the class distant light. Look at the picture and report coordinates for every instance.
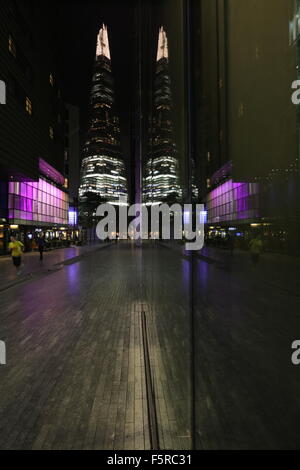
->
[200,210,207,224]
[184,210,190,224]
[68,209,78,226]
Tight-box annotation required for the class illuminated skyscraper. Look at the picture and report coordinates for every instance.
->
[144,26,181,204]
[79,24,128,204]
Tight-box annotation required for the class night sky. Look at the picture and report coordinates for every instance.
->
[55,0,135,150]
[53,0,186,198]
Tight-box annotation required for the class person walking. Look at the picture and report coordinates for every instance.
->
[227,234,235,256]
[249,235,263,264]
[8,235,24,276]
[37,234,46,261]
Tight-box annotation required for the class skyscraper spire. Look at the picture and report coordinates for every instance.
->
[96,23,111,60]
[156,26,168,62]
[79,24,128,205]
[144,26,181,204]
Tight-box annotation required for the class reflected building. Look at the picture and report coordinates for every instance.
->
[0,0,69,253]
[144,27,181,204]
[79,24,128,204]
[193,0,300,254]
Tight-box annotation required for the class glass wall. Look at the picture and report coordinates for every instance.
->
[139,0,193,449]
[206,180,260,223]
[8,178,69,225]
[191,0,300,450]
[135,0,300,450]
[142,0,300,450]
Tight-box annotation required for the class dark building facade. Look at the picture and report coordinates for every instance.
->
[79,25,128,206]
[0,0,69,253]
[192,0,300,253]
[64,103,80,202]
[0,0,65,180]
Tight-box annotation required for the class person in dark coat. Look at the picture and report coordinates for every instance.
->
[37,234,46,261]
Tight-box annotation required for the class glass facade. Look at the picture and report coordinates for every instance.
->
[79,24,128,204]
[144,27,181,204]
[206,180,260,223]
[8,178,68,225]
[80,155,127,200]
[138,0,193,449]
[291,0,300,169]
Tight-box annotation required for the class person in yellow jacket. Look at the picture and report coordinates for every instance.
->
[8,235,24,275]
[249,236,263,264]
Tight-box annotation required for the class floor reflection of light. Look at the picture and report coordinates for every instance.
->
[66,263,80,292]
[198,258,208,288]
[182,258,191,289]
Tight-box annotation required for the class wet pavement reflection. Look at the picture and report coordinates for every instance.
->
[0,242,299,449]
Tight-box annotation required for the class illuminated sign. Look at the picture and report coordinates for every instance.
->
[68,208,78,226]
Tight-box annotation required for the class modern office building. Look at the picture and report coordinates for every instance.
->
[79,24,128,205]
[143,26,181,204]
[0,0,69,253]
[64,103,80,202]
[64,103,80,231]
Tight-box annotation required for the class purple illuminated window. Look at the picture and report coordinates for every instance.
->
[206,179,260,223]
[8,178,69,225]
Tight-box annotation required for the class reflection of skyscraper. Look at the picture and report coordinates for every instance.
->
[144,27,181,204]
[79,24,128,204]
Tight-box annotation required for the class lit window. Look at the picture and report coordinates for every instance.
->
[64,178,68,188]
[25,97,32,115]
[49,126,54,139]
[8,35,16,57]
[49,73,54,86]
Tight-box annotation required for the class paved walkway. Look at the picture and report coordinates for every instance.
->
[0,242,111,291]
[0,241,299,449]
[162,242,300,296]
[0,242,191,450]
